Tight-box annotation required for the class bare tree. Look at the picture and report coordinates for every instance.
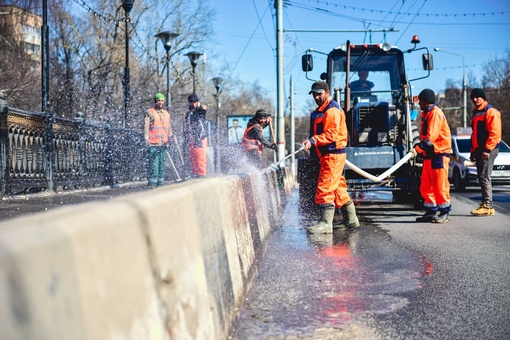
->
[479,51,510,142]
[1,0,275,143]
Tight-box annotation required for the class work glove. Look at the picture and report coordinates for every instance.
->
[269,143,277,151]
[410,148,418,158]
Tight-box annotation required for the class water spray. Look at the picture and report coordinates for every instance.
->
[262,144,306,172]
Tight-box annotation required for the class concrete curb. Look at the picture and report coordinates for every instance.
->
[0,169,294,339]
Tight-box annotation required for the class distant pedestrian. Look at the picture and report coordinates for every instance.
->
[241,109,276,168]
[144,93,172,188]
[411,89,452,223]
[469,88,502,216]
[184,93,208,178]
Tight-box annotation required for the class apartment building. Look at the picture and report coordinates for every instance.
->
[0,5,42,61]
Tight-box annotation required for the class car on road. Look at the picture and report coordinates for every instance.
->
[449,134,510,191]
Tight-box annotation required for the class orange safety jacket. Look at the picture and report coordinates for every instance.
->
[470,101,502,154]
[308,97,347,157]
[415,105,451,158]
[242,124,264,154]
[147,108,171,145]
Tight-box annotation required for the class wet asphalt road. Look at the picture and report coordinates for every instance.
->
[233,190,510,339]
[1,183,509,339]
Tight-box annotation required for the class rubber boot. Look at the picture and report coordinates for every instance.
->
[416,209,438,222]
[307,205,334,234]
[340,200,360,229]
[333,207,346,230]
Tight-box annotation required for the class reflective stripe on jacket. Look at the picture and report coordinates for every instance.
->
[470,102,502,154]
[309,97,347,158]
[147,108,171,145]
[416,105,451,158]
[242,124,263,154]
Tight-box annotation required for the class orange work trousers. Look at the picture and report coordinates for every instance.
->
[190,138,207,176]
[420,156,451,210]
[316,153,351,207]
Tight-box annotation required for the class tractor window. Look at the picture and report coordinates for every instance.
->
[330,53,403,105]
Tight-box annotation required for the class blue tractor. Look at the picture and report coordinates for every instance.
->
[299,36,433,211]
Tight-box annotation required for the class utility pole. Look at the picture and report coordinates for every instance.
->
[275,0,285,161]
[290,75,296,177]
[41,0,53,191]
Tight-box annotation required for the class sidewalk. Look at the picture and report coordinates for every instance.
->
[0,181,153,222]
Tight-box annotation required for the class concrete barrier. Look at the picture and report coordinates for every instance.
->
[0,169,294,340]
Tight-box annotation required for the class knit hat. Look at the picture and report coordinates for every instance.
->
[470,88,486,100]
[255,109,268,118]
[309,81,329,94]
[418,89,435,104]
[188,93,199,103]
[154,93,165,101]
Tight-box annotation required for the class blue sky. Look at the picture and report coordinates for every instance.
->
[210,0,510,116]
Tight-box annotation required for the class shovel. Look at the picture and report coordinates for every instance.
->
[166,150,183,182]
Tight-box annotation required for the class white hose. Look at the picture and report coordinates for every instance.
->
[374,152,414,181]
[345,152,415,182]
[344,159,380,182]
[262,145,306,172]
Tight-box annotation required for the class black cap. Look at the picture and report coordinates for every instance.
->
[418,89,435,104]
[188,93,199,103]
[470,88,486,100]
[309,81,329,94]
[255,109,268,118]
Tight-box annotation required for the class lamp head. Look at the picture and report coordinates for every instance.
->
[121,0,135,14]
[212,77,223,91]
[433,47,440,52]
[186,51,203,68]
[155,31,179,52]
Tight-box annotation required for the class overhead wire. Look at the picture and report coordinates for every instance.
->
[394,0,428,45]
[287,0,509,18]
[224,1,271,83]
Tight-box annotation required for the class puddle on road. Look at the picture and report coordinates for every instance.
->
[233,192,432,339]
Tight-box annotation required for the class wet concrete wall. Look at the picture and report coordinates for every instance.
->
[0,169,294,340]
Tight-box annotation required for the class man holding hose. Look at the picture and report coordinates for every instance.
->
[302,81,360,234]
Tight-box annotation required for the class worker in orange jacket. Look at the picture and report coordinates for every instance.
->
[302,81,360,234]
[411,89,452,223]
[241,109,276,168]
[469,88,502,216]
[144,93,172,188]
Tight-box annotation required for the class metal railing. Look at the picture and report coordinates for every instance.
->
[0,105,146,196]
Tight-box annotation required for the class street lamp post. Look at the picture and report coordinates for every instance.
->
[186,51,203,94]
[121,0,134,129]
[212,77,223,172]
[154,31,179,110]
[41,0,53,191]
[434,47,467,128]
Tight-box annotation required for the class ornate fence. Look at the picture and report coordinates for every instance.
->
[0,105,146,196]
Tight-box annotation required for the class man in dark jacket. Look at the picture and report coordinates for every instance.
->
[241,109,276,167]
[184,93,208,177]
